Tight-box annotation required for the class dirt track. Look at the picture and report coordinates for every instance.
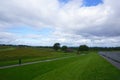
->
[0,56,75,69]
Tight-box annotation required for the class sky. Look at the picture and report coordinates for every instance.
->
[0,0,120,47]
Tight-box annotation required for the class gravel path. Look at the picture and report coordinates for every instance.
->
[99,51,120,70]
[0,56,75,69]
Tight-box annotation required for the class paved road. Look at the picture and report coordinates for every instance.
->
[99,51,120,70]
[0,56,75,69]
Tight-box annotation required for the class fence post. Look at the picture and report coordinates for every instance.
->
[19,58,21,65]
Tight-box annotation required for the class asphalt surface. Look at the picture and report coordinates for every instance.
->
[99,51,120,70]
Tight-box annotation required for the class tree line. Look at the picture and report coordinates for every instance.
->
[0,44,120,51]
[53,43,120,52]
[53,43,89,54]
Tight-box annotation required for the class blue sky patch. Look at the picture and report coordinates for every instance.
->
[38,27,54,36]
[83,0,103,7]
[59,0,70,4]
[6,26,54,36]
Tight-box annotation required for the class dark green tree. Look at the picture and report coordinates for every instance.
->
[61,45,68,52]
[53,43,60,51]
[77,45,89,54]
[78,45,89,51]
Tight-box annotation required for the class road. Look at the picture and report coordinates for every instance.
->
[99,51,120,70]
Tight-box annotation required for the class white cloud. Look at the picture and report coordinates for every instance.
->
[0,0,120,46]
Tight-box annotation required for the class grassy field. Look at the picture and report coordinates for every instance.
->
[0,47,74,66]
[0,52,120,80]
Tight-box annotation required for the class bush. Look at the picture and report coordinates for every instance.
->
[61,46,68,52]
[53,43,60,51]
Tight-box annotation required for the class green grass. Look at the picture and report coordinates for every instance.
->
[0,47,16,52]
[0,52,120,80]
[0,47,75,66]
[0,47,63,61]
[0,55,81,80]
[34,53,120,80]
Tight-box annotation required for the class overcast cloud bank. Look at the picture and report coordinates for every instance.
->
[0,0,120,47]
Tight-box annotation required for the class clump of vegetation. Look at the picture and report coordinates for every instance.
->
[61,45,68,52]
[53,43,60,51]
[77,45,89,54]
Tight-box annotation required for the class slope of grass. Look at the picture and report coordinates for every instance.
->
[0,55,82,80]
[0,47,16,52]
[0,47,59,61]
[0,47,74,66]
[34,53,120,80]
[0,52,120,80]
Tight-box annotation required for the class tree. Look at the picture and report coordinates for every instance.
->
[77,45,89,54]
[61,45,68,52]
[78,45,89,51]
[53,43,60,51]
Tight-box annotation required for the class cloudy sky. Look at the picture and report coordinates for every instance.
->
[0,0,120,47]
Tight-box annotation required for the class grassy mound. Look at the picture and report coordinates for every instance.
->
[0,52,120,80]
[0,47,74,66]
